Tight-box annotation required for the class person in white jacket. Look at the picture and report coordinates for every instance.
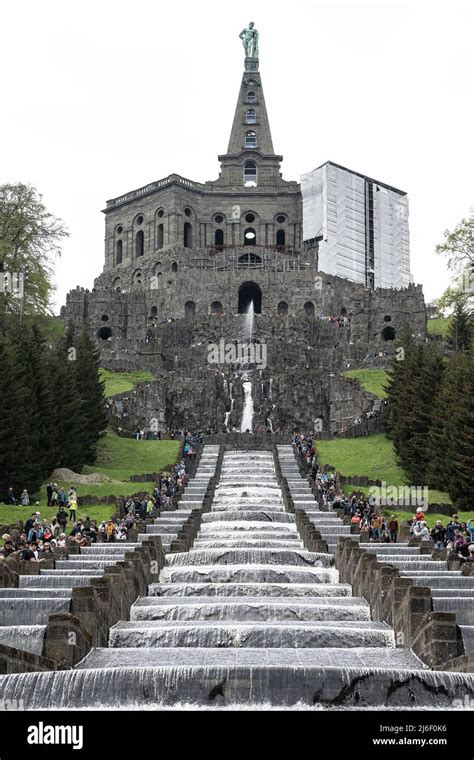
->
[413,521,431,541]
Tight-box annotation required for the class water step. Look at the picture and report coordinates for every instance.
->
[159,565,339,585]
[0,598,71,625]
[148,582,353,597]
[108,619,395,649]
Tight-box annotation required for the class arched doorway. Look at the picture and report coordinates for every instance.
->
[238,281,262,314]
[382,325,396,341]
[304,301,315,317]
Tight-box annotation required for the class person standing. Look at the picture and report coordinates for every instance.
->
[430,521,447,549]
[388,515,399,543]
[46,482,53,506]
[68,486,77,522]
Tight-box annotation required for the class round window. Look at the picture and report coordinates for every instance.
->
[157,210,164,218]
[276,215,286,224]
[136,215,144,225]
[245,213,255,223]
[184,207,192,217]
[215,214,224,224]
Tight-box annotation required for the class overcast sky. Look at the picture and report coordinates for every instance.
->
[1,0,472,311]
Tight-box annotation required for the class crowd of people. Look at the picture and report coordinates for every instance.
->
[291,433,474,554]
[0,511,133,562]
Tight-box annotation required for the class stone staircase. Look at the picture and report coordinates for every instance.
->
[0,444,472,708]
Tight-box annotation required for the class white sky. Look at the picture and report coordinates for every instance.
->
[1,0,472,311]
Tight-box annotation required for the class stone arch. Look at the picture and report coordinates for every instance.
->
[238,252,261,268]
[185,300,196,319]
[215,228,224,248]
[276,229,285,247]
[341,307,347,317]
[112,276,121,290]
[171,261,178,273]
[156,223,164,249]
[304,301,315,317]
[210,300,223,315]
[97,326,112,340]
[382,325,396,341]
[238,281,262,314]
[278,301,289,316]
[153,261,163,276]
[135,230,144,257]
[243,227,257,246]
[132,269,143,287]
[184,221,193,248]
[150,306,158,318]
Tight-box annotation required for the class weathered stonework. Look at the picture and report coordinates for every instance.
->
[63,52,426,434]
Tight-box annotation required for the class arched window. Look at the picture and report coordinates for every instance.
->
[116,239,123,265]
[184,222,193,248]
[150,306,158,318]
[133,269,143,287]
[171,261,178,273]
[215,229,224,248]
[112,276,121,290]
[276,229,285,247]
[245,130,257,148]
[244,160,257,187]
[136,230,144,257]
[278,301,289,316]
[246,91,257,103]
[157,223,164,249]
[211,300,223,315]
[153,261,162,276]
[244,227,257,246]
[341,307,347,317]
[304,301,315,317]
[246,109,256,124]
[185,300,196,319]
[238,252,261,268]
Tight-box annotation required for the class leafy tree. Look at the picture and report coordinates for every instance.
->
[0,183,68,316]
[436,215,474,279]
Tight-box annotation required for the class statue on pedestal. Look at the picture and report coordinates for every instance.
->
[239,21,259,59]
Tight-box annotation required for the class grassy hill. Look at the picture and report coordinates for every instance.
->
[317,433,452,505]
[427,317,451,337]
[100,369,156,396]
[343,369,389,398]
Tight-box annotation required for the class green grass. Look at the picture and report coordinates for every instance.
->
[318,433,404,486]
[318,433,453,504]
[82,430,180,481]
[0,505,118,530]
[427,317,451,337]
[343,369,389,398]
[100,369,156,397]
[28,430,181,507]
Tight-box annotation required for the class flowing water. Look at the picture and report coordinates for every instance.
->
[240,381,254,432]
[0,445,473,708]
